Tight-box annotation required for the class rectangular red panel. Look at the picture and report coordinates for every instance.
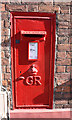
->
[11,12,56,109]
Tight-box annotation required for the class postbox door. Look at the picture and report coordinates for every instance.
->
[11,13,56,109]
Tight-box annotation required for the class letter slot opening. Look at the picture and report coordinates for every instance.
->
[21,30,47,41]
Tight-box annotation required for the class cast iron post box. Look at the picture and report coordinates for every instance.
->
[11,12,56,109]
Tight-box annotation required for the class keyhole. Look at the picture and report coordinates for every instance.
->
[20,71,21,73]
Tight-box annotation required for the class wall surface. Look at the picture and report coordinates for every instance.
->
[0,0,72,109]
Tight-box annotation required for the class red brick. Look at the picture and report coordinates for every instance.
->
[69,100,72,104]
[7,85,10,91]
[58,36,69,44]
[1,46,9,51]
[4,20,10,28]
[4,73,10,80]
[56,66,65,73]
[1,0,10,2]
[1,4,5,11]
[5,51,10,58]
[63,104,71,108]
[58,14,70,21]
[63,93,71,99]
[70,29,72,36]
[1,42,9,47]
[1,36,5,42]
[56,59,71,66]
[6,66,10,73]
[10,0,21,2]
[2,58,9,65]
[60,9,70,14]
[55,2,71,6]
[55,73,70,80]
[55,104,71,108]
[55,100,68,104]
[66,66,72,73]
[1,51,5,58]
[62,80,72,86]
[55,85,70,92]
[2,66,6,73]
[39,2,53,6]
[55,92,63,99]
[58,22,69,29]
[39,5,60,13]
[2,80,7,87]
[71,71,72,79]
[28,5,38,12]
[5,35,10,40]
[68,22,72,29]
[1,36,10,46]
[70,87,72,92]
[55,92,71,100]
[56,79,69,86]
[71,44,72,51]
[8,80,10,85]
[1,12,9,20]
[57,52,66,58]
[66,52,72,58]
[6,4,26,12]
[60,6,70,14]
[69,37,72,44]
[1,28,10,36]
[57,44,70,51]
[2,73,4,80]
[58,29,70,36]
[55,105,64,109]
[1,20,4,28]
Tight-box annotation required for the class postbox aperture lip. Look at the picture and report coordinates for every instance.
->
[20,30,47,41]
[21,30,47,35]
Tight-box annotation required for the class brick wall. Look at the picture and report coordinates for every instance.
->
[0,1,72,109]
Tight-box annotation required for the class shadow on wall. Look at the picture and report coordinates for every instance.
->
[55,79,72,108]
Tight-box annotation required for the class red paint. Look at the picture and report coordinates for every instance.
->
[11,12,56,109]
[25,76,41,86]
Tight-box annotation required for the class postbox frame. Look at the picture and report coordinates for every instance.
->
[11,12,56,109]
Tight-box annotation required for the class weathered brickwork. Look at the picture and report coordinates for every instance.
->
[0,1,72,109]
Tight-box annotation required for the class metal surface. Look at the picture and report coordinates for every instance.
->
[21,30,47,35]
[11,12,56,109]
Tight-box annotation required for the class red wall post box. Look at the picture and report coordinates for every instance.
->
[11,12,56,109]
